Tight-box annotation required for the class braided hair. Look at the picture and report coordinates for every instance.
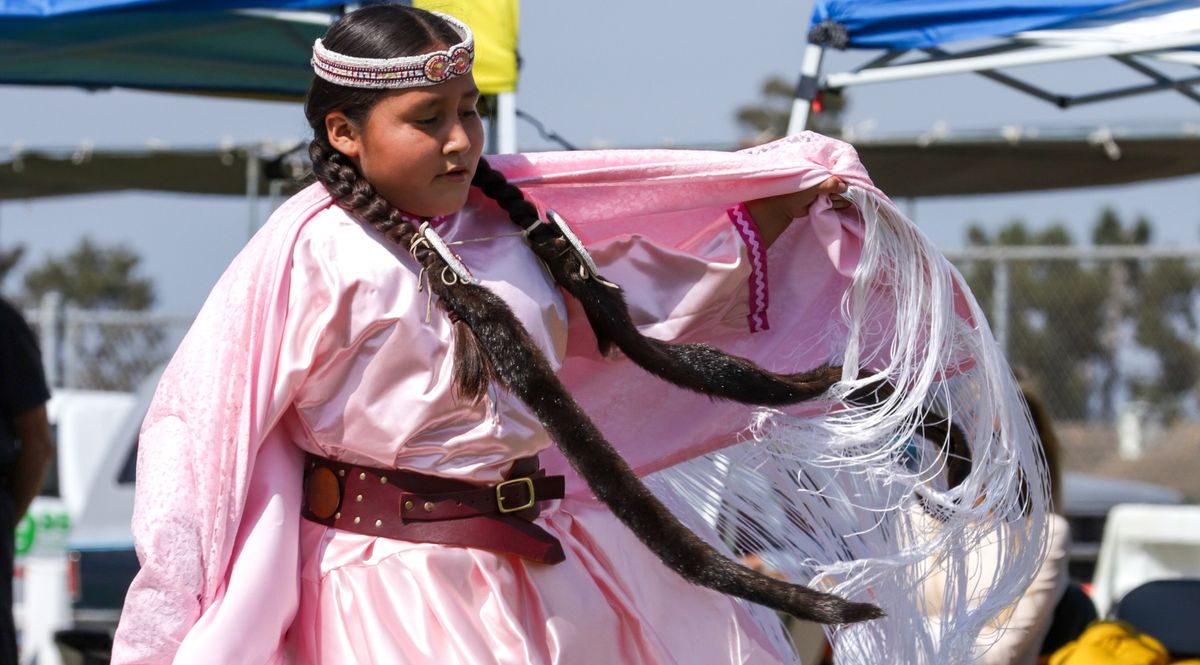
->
[305,4,882,624]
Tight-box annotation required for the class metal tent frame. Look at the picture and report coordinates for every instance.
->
[789,4,1200,134]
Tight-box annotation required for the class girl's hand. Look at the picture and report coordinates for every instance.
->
[745,176,850,247]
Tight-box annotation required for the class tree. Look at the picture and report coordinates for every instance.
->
[21,238,162,391]
[1090,209,1148,418]
[1133,256,1200,420]
[962,221,1107,419]
[1083,209,1200,420]
[735,76,847,145]
[0,246,23,284]
[960,210,1200,422]
[24,237,154,310]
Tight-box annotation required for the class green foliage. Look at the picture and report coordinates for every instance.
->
[962,210,1200,422]
[0,245,24,284]
[963,221,1102,418]
[1128,257,1200,418]
[735,75,846,142]
[20,237,161,391]
[23,237,154,310]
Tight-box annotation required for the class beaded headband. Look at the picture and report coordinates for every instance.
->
[311,12,474,89]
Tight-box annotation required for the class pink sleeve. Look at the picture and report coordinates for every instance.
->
[550,205,859,494]
[727,203,771,332]
[570,204,769,349]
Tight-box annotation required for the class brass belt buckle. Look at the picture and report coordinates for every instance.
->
[496,477,535,514]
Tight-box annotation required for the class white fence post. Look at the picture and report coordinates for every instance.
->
[63,305,81,390]
[246,148,262,239]
[37,292,62,389]
[993,259,1009,355]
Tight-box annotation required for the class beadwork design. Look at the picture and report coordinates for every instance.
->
[423,53,451,82]
[728,204,770,333]
[397,211,449,228]
[449,46,471,76]
[311,12,475,90]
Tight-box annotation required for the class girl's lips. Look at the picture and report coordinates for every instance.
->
[437,170,469,182]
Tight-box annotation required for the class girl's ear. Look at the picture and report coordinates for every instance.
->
[326,111,362,159]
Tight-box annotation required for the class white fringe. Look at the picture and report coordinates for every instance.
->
[645,187,1051,665]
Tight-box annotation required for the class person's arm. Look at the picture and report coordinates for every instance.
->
[0,298,54,518]
[745,176,848,247]
[9,404,53,521]
[979,514,1072,665]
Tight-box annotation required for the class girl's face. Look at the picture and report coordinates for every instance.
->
[326,74,484,218]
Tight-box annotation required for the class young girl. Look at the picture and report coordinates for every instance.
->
[113,6,1049,664]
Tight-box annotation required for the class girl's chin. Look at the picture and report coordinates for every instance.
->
[387,190,470,219]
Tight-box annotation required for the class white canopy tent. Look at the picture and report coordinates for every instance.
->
[790,1,1200,134]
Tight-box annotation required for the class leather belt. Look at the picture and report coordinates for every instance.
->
[301,453,566,564]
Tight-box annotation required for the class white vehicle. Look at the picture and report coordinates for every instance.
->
[1060,471,1185,582]
[16,389,136,665]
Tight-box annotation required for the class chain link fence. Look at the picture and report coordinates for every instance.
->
[26,247,1200,414]
[946,246,1200,421]
[26,245,1200,412]
[946,246,1200,500]
[22,244,1200,499]
[25,293,193,393]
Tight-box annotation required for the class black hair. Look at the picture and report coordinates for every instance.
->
[304,4,882,624]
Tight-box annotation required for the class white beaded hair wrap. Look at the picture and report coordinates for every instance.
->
[311,11,474,89]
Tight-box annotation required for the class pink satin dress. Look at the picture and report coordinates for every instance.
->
[278,195,792,664]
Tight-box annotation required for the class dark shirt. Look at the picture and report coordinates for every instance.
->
[0,297,51,474]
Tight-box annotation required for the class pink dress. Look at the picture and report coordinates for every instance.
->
[281,196,785,664]
[113,136,1050,665]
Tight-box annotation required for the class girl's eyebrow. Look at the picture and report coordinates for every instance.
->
[410,87,479,111]
[409,97,441,112]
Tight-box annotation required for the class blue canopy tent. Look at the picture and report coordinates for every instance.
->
[0,1,344,100]
[0,0,524,238]
[0,0,522,148]
[0,1,349,239]
[1,0,332,14]
[790,0,1200,133]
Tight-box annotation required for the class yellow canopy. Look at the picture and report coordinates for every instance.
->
[416,0,519,94]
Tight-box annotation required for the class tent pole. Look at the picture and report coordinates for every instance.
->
[786,43,826,135]
[826,33,1200,89]
[496,91,518,154]
[1113,56,1200,105]
[1068,72,1200,106]
[246,148,261,239]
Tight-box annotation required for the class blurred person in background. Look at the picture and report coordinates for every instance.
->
[0,296,55,665]
[963,382,1094,664]
[1014,383,1097,663]
[907,380,1090,665]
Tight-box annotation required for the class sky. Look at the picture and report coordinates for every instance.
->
[1,0,1198,313]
